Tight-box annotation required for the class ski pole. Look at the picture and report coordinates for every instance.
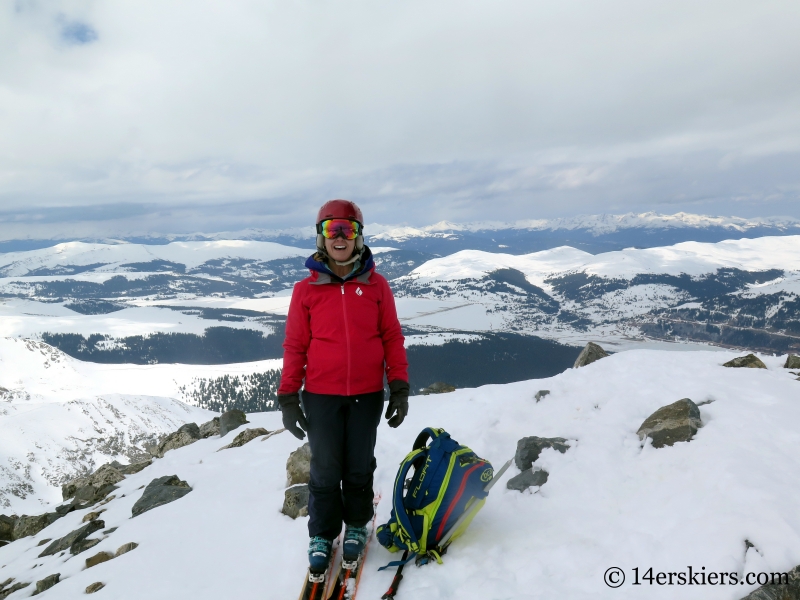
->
[381,550,409,600]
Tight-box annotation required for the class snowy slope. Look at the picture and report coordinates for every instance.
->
[0,338,281,512]
[1,349,798,599]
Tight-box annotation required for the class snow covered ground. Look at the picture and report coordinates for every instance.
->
[1,348,799,599]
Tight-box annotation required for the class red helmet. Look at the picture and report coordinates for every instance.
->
[315,199,365,254]
[317,199,363,226]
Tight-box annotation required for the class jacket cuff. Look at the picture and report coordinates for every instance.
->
[388,380,410,395]
[277,393,300,408]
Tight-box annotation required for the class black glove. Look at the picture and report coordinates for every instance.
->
[385,380,409,428]
[278,393,309,440]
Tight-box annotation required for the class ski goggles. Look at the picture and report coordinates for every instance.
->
[317,218,362,240]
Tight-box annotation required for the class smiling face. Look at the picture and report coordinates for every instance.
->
[324,234,356,263]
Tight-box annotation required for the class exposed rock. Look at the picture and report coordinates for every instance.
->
[86,551,114,568]
[12,514,55,541]
[103,527,118,535]
[282,484,309,519]
[219,428,269,450]
[177,422,201,439]
[115,542,139,557]
[131,475,192,517]
[86,582,106,594]
[0,579,11,592]
[109,459,152,475]
[70,538,101,555]
[739,564,800,599]
[38,520,104,557]
[723,354,767,369]
[534,390,550,402]
[507,468,549,492]
[82,510,106,523]
[219,409,249,437]
[63,464,126,501]
[32,573,59,596]
[37,538,52,547]
[0,582,29,599]
[0,515,14,542]
[286,443,312,486]
[515,437,570,471]
[784,355,800,369]
[151,430,199,459]
[199,417,220,438]
[74,484,118,505]
[637,398,702,448]
[55,497,92,516]
[573,342,608,368]
[421,382,456,395]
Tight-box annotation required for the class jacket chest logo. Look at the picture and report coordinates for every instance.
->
[355,287,363,296]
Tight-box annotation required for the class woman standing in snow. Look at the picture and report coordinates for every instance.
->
[277,199,410,575]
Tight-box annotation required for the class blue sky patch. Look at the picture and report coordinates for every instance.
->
[60,20,98,45]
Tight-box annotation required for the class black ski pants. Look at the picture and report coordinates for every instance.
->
[301,389,384,540]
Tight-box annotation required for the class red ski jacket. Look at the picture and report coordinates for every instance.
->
[278,251,409,397]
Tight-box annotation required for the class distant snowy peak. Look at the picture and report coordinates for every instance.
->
[369,212,800,240]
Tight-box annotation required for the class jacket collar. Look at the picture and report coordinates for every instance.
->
[307,245,375,285]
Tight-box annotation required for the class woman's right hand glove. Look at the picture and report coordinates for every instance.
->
[278,393,309,440]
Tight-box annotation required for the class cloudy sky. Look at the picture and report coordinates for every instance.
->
[1,0,799,239]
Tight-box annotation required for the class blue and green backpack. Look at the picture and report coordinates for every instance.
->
[376,427,494,565]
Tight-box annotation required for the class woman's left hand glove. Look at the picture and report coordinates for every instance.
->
[385,380,410,428]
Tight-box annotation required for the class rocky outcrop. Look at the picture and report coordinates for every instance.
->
[116,541,139,556]
[111,459,152,475]
[723,354,767,369]
[86,551,114,568]
[739,564,800,599]
[0,581,29,599]
[82,510,105,523]
[62,463,126,501]
[573,342,608,368]
[218,428,269,450]
[151,428,200,459]
[784,355,800,369]
[219,410,249,437]
[637,398,702,448]
[421,382,456,395]
[38,520,105,557]
[507,468,549,492]
[515,437,570,471]
[287,443,312,486]
[131,475,192,517]
[199,417,220,438]
[86,582,105,594]
[70,537,101,555]
[534,390,550,402]
[12,513,58,541]
[282,484,309,519]
[0,515,14,542]
[31,574,59,596]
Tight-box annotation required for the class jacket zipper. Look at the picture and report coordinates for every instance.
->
[341,283,351,396]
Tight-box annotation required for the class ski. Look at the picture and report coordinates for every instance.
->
[298,537,341,600]
[326,496,380,600]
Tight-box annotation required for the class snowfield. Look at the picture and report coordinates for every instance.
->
[1,348,799,599]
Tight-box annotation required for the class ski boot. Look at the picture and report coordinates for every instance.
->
[308,536,334,579]
[342,525,368,568]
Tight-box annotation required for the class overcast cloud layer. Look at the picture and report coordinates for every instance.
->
[1,0,799,238]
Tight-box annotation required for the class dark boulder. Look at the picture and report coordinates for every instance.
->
[151,430,199,458]
[12,514,58,541]
[219,428,269,450]
[723,354,767,369]
[573,342,608,368]
[115,541,139,556]
[534,390,550,402]
[0,582,30,598]
[219,409,249,437]
[515,437,570,471]
[85,551,114,568]
[131,475,192,517]
[0,515,14,542]
[70,538,101,555]
[31,574,59,596]
[421,382,456,395]
[38,519,105,557]
[784,355,800,369]
[109,459,152,475]
[62,464,125,501]
[85,582,105,594]
[507,468,549,492]
[282,484,309,519]
[637,398,702,448]
[177,422,200,439]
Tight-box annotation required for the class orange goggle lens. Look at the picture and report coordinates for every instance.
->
[319,219,361,240]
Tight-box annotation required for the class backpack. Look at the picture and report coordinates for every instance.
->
[376,427,494,565]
